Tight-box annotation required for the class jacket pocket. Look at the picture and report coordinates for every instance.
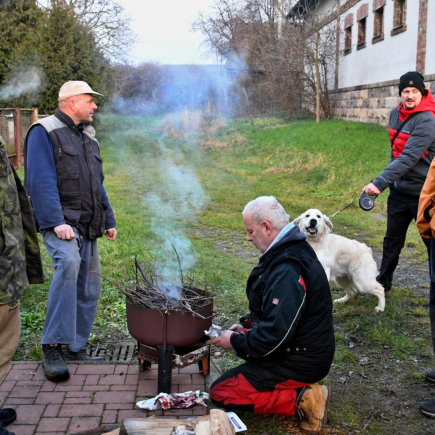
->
[60,193,81,224]
[61,145,79,180]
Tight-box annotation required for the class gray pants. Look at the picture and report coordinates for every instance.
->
[41,228,101,352]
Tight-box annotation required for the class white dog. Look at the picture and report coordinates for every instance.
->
[293,209,385,312]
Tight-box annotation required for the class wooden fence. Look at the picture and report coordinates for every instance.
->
[0,107,39,168]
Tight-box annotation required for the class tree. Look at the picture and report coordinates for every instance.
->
[38,0,135,60]
[287,0,340,122]
[0,0,43,84]
[194,0,340,120]
[37,0,114,112]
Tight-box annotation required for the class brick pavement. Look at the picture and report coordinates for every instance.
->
[0,362,209,435]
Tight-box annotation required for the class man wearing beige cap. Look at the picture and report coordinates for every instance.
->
[24,81,117,382]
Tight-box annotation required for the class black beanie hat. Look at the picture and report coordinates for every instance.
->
[399,71,425,95]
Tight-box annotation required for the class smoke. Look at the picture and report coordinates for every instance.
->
[112,64,239,287]
[143,118,210,287]
[0,67,43,100]
[113,64,238,118]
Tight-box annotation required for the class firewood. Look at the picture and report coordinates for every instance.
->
[195,420,211,435]
[210,409,235,435]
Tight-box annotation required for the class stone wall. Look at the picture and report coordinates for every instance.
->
[329,73,435,126]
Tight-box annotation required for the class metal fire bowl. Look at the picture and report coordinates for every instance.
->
[125,294,213,348]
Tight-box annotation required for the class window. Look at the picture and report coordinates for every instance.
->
[393,0,405,27]
[391,0,407,36]
[345,27,352,55]
[344,13,353,55]
[358,18,366,49]
[373,6,384,43]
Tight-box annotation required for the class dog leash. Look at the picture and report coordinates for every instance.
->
[329,200,356,219]
[330,192,377,219]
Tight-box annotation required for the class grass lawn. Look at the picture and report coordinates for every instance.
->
[18,113,432,434]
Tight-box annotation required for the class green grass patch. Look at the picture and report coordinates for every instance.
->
[17,114,432,434]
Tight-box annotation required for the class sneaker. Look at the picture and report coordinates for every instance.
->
[296,384,330,434]
[0,409,16,427]
[42,344,70,382]
[419,398,435,418]
[426,369,435,383]
[63,348,104,361]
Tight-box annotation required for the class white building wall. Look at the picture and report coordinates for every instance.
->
[426,0,435,75]
[338,0,420,88]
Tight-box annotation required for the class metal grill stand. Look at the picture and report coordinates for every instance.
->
[137,342,210,394]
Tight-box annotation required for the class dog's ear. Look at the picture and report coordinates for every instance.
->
[292,214,302,225]
[324,215,333,231]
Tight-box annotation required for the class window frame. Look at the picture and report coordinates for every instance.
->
[391,0,407,36]
[372,5,385,44]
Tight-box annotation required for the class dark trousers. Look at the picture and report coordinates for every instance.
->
[377,187,430,290]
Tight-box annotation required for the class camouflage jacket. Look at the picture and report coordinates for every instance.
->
[0,138,43,304]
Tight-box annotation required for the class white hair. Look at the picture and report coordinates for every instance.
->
[242,196,289,230]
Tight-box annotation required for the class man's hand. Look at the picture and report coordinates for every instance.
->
[105,228,117,241]
[228,324,244,331]
[206,330,234,350]
[363,183,381,196]
[54,224,75,240]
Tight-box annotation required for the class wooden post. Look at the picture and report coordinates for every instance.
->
[14,108,23,168]
[31,107,38,124]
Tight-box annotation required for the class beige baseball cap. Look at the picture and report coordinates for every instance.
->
[58,81,103,101]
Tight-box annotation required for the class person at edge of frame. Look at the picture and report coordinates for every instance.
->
[0,136,44,435]
[362,71,435,293]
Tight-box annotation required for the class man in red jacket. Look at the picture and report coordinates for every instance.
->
[363,71,435,293]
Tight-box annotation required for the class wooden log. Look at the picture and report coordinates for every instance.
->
[210,409,235,435]
[120,418,194,435]
[195,420,211,435]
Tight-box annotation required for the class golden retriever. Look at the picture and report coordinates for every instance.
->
[293,209,385,312]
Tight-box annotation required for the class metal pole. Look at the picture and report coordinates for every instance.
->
[31,107,38,124]
[14,108,22,168]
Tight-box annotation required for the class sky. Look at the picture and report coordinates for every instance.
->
[119,0,219,65]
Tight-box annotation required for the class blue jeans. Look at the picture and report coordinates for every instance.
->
[41,228,101,352]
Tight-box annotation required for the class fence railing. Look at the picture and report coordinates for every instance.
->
[1,107,39,168]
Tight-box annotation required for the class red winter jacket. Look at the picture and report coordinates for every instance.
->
[372,90,435,197]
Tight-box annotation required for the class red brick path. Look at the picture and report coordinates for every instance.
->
[0,363,208,435]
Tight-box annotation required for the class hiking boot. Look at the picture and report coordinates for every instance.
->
[0,409,16,427]
[296,384,330,434]
[426,369,435,383]
[42,344,70,382]
[63,348,104,362]
[419,398,435,418]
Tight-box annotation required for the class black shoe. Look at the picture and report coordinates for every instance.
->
[0,409,16,427]
[42,344,70,382]
[63,348,104,362]
[376,276,391,293]
[419,398,435,418]
[426,369,435,383]
[0,422,15,435]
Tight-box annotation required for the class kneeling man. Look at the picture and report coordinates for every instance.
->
[207,196,335,433]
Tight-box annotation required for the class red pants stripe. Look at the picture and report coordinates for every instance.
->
[210,372,310,415]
